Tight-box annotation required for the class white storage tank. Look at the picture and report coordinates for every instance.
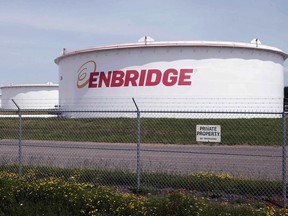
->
[1,83,59,110]
[54,40,288,117]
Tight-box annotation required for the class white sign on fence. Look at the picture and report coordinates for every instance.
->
[196,125,221,143]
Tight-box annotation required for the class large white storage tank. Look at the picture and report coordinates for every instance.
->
[1,83,59,110]
[54,40,288,117]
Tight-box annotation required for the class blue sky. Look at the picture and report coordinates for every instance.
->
[0,0,287,86]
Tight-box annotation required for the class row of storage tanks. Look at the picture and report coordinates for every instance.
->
[0,39,288,116]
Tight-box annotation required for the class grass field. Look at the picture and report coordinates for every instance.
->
[1,171,286,215]
[0,116,284,146]
[0,165,283,198]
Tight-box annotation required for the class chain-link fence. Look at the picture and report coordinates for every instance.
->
[0,98,287,207]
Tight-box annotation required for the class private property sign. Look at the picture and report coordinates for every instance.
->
[196,125,221,143]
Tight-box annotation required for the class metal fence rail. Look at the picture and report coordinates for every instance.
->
[0,102,287,207]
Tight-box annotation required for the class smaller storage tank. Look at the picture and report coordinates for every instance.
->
[0,83,59,110]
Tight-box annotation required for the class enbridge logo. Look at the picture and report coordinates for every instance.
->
[77,60,97,88]
[77,60,193,89]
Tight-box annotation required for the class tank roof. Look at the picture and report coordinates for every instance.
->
[55,40,288,64]
[0,83,58,89]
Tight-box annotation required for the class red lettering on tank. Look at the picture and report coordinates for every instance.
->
[98,71,112,87]
[163,68,178,86]
[124,70,139,87]
[110,71,124,87]
[88,72,99,88]
[77,60,194,89]
[146,69,161,86]
[178,69,193,85]
[139,70,146,86]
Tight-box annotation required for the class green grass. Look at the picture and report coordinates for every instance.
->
[0,165,283,198]
[0,117,283,145]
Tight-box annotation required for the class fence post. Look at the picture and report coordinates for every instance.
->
[12,99,23,179]
[132,98,141,193]
[282,98,287,207]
